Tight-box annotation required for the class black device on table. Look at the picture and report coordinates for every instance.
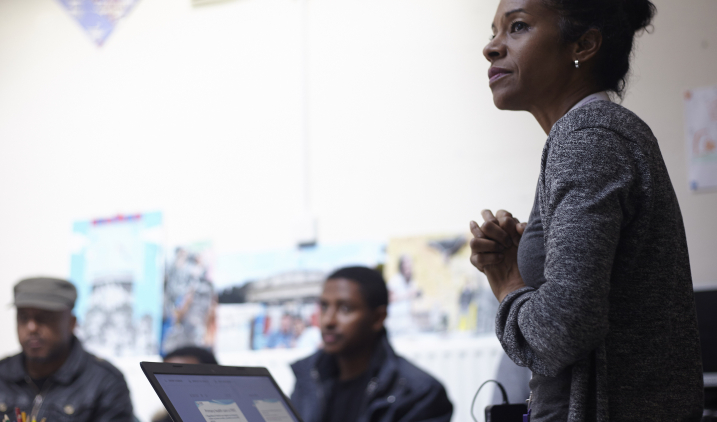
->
[471,380,528,422]
[141,361,304,422]
[695,286,717,415]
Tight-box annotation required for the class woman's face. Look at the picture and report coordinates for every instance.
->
[483,0,573,111]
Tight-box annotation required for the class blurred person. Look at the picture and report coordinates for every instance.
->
[293,317,322,350]
[266,313,295,349]
[151,346,218,422]
[290,266,452,422]
[471,0,703,419]
[457,280,477,331]
[162,250,217,354]
[163,346,218,365]
[0,277,133,422]
[385,256,421,335]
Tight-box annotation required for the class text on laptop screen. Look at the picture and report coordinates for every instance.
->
[155,374,299,422]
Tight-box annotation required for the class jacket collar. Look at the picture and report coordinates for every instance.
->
[0,337,88,385]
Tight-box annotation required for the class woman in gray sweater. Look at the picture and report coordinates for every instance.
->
[470,0,704,420]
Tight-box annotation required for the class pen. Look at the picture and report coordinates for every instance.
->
[3,415,11,422]
[14,408,21,422]
[21,412,26,422]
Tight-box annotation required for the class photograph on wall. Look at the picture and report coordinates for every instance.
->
[684,85,717,192]
[161,242,217,355]
[213,241,385,353]
[383,234,496,338]
[69,212,164,357]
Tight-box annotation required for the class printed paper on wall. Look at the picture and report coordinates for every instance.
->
[684,85,717,192]
[70,212,164,357]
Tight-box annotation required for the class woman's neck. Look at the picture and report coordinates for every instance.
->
[529,84,601,135]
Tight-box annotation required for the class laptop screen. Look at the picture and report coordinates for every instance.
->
[155,373,300,422]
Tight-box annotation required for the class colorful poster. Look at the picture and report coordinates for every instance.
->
[161,243,217,355]
[56,0,141,46]
[213,242,385,352]
[384,234,497,337]
[684,86,717,192]
[69,213,164,357]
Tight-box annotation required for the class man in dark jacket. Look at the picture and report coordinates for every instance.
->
[290,266,452,422]
[0,277,134,422]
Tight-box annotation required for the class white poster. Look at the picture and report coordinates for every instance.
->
[684,86,717,192]
[196,400,248,422]
[253,400,294,422]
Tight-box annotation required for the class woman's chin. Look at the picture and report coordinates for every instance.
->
[492,96,512,111]
[491,92,524,111]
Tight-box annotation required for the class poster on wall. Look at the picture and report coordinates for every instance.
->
[213,242,385,353]
[55,0,141,46]
[161,242,217,355]
[684,85,717,192]
[383,234,497,337]
[69,212,164,357]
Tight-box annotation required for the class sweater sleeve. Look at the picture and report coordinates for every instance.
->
[496,127,637,377]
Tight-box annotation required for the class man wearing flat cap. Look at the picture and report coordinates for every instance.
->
[0,277,134,422]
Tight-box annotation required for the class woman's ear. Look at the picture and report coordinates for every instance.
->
[573,28,602,64]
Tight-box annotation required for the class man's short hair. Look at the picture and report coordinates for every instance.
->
[164,346,218,364]
[326,266,388,309]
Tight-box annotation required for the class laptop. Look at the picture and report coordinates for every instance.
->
[141,362,304,422]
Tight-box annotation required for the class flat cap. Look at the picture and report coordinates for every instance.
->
[14,277,77,311]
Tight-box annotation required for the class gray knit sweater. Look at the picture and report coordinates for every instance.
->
[496,101,704,421]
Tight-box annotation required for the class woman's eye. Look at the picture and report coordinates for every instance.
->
[510,21,527,32]
[489,34,496,41]
[339,305,351,313]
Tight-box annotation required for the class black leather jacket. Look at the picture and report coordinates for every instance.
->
[0,338,134,422]
[290,332,452,422]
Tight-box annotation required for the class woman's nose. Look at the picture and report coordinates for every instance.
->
[483,36,504,62]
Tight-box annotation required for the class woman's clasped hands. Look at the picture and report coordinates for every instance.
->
[469,210,527,303]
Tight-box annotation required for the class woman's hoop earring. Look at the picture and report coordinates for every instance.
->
[574,60,580,69]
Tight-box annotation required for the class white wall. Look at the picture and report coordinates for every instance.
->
[0,0,715,386]
[621,0,717,286]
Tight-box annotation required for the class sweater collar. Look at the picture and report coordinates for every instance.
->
[567,91,611,114]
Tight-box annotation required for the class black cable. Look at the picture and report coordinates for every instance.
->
[470,379,509,422]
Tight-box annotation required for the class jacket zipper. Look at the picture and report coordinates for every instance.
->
[310,369,326,421]
[25,377,51,422]
[360,377,379,413]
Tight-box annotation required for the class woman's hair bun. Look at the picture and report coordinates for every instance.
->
[622,0,657,32]
[541,0,658,97]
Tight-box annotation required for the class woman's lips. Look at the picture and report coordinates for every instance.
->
[488,67,511,84]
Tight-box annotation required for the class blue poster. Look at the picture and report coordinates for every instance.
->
[56,0,141,46]
[70,212,164,357]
